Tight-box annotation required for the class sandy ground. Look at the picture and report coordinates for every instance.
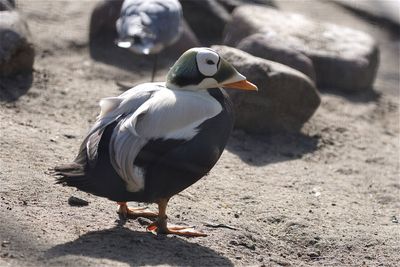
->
[0,0,399,266]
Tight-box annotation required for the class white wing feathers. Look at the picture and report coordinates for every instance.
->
[123,89,222,139]
[85,83,159,163]
[85,83,222,192]
[110,122,147,192]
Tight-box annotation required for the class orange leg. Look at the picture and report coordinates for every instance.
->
[117,202,158,219]
[146,198,207,237]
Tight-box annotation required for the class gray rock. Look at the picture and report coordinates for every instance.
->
[179,0,276,44]
[68,196,89,207]
[163,20,200,57]
[179,0,230,44]
[212,45,320,133]
[224,5,379,91]
[89,0,123,41]
[0,11,34,76]
[333,0,400,27]
[237,33,316,82]
[216,0,276,13]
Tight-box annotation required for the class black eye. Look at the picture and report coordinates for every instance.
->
[206,59,215,65]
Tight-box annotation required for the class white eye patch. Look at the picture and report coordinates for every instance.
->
[196,50,220,77]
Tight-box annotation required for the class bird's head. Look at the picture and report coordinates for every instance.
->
[166,48,258,91]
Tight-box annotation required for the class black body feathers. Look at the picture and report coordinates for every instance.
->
[54,88,233,203]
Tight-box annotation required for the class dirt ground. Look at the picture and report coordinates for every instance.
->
[0,1,399,266]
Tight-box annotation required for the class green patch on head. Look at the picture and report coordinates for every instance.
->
[167,50,204,87]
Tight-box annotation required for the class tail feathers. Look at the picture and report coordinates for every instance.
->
[53,163,94,193]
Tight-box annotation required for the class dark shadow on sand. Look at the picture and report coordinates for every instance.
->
[44,226,233,267]
[226,130,319,166]
[0,73,33,102]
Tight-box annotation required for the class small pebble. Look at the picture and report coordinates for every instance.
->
[137,217,152,226]
[63,134,76,139]
[68,196,89,206]
[307,251,320,259]
[229,240,238,246]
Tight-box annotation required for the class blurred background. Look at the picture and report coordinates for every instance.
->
[0,0,399,266]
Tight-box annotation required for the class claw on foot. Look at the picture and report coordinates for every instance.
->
[117,199,208,237]
[145,199,208,237]
[117,202,158,219]
[147,221,207,237]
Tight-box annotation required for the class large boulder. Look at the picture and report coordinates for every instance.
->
[163,20,200,57]
[179,0,231,44]
[216,0,276,12]
[89,0,123,41]
[333,0,400,27]
[0,10,34,76]
[237,33,316,82]
[212,45,321,133]
[224,5,379,91]
[179,0,277,44]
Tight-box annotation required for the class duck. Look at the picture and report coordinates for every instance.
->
[116,0,183,81]
[54,47,257,237]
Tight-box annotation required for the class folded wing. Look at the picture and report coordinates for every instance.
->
[109,88,222,192]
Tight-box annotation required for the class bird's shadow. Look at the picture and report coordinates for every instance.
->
[44,226,233,267]
[0,73,33,102]
[227,130,319,166]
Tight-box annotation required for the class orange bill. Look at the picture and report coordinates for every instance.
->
[222,80,258,91]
